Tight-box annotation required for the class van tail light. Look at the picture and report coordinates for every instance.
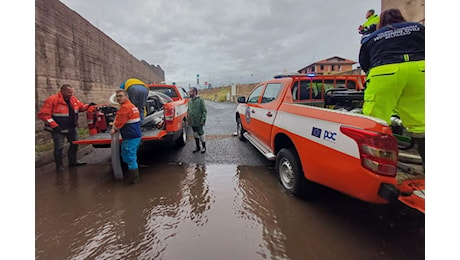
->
[340,126,398,177]
[164,106,175,122]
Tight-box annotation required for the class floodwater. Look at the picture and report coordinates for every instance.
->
[36,160,424,260]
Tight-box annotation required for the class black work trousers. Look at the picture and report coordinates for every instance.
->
[51,127,79,166]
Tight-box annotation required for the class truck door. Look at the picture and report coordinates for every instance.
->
[241,84,264,137]
[245,83,283,146]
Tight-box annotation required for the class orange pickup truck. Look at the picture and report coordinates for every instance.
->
[74,84,189,148]
[235,74,425,213]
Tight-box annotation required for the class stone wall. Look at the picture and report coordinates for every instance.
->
[35,0,165,145]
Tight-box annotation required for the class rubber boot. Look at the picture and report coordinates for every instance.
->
[414,137,425,169]
[201,142,206,153]
[69,161,87,167]
[55,155,64,173]
[68,144,86,167]
[126,168,139,184]
[56,161,64,173]
[193,138,201,153]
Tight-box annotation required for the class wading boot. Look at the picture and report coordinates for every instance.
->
[193,138,201,153]
[68,144,86,167]
[56,163,64,173]
[69,161,87,167]
[201,142,206,153]
[55,157,64,173]
[126,168,139,184]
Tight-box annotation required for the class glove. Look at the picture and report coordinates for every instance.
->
[88,102,96,107]
[53,126,63,133]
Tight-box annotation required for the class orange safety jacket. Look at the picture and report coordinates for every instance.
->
[113,99,142,139]
[38,92,89,131]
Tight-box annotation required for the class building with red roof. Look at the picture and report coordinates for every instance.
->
[297,56,357,75]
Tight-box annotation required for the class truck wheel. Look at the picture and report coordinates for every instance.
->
[276,148,304,196]
[175,121,187,147]
[236,117,246,141]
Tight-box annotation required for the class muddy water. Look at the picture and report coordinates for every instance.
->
[35,161,424,260]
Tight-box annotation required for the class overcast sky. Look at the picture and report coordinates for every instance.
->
[59,0,381,88]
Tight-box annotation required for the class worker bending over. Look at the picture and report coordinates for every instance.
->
[359,8,425,166]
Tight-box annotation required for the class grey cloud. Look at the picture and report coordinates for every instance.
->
[60,0,380,87]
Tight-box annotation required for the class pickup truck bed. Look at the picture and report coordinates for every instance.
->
[74,89,188,148]
[74,129,166,145]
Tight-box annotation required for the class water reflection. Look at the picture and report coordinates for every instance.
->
[36,162,424,259]
[235,165,289,259]
[235,165,425,260]
[36,163,190,259]
[184,164,212,227]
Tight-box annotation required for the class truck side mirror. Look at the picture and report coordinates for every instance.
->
[237,96,246,103]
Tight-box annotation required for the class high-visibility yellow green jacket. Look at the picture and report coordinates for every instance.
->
[360,14,379,35]
[120,78,148,90]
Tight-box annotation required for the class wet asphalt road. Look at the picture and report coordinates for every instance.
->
[35,100,425,259]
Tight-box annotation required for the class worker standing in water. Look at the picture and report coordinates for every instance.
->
[38,84,94,172]
[110,89,142,184]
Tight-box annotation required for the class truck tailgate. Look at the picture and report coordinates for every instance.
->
[73,129,167,145]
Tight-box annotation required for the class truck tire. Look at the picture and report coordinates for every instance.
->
[236,117,246,141]
[175,121,187,147]
[276,148,304,196]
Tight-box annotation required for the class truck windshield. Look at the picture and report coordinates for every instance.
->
[150,87,178,98]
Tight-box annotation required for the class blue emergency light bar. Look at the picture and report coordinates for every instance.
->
[273,73,316,79]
